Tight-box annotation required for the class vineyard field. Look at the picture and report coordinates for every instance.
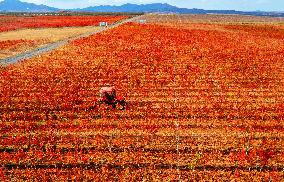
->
[0,15,129,32]
[0,14,284,180]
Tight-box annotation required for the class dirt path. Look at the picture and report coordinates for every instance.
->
[0,15,145,67]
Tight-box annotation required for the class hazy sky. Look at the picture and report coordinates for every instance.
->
[13,0,284,11]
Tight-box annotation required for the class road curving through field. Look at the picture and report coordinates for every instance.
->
[0,15,146,67]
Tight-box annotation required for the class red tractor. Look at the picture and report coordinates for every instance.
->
[98,85,127,110]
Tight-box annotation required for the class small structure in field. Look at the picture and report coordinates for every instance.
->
[139,19,146,24]
[99,22,108,27]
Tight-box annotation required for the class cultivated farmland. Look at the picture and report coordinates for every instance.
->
[0,15,129,32]
[0,14,284,181]
[0,26,103,59]
[0,15,129,60]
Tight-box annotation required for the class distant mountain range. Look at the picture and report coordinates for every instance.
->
[0,0,58,12]
[0,0,284,17]
[75,3,284,17]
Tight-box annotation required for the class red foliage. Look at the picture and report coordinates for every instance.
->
[0,15,129,32]
[232,148,275,167]
[0,21,283,180]
[223,24,284,40]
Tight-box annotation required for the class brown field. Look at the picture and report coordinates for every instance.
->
[145,14,284,24]
[0,26,101,42]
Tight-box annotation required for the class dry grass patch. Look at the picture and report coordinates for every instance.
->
[144,14,284,25]
[0,26,101,42]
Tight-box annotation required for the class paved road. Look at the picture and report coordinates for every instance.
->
[0,15,145,67]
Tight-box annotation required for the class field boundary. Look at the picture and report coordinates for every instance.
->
[0,15,145,66]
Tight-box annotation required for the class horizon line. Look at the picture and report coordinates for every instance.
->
[1,0,284,13]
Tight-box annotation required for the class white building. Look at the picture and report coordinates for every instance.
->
[99,22,108,27]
